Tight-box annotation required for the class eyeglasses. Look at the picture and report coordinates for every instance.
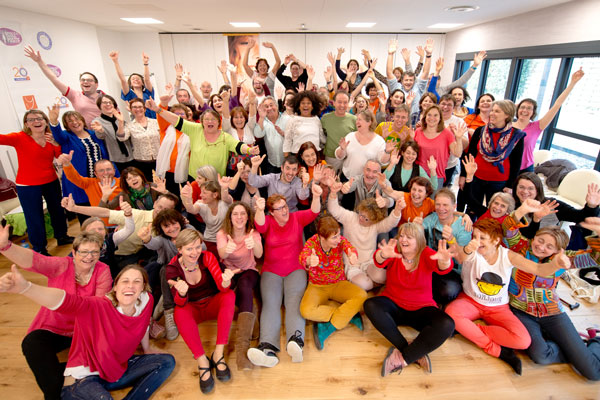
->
[26,117,45,123]
[358,213,370,222]
[272,204,288,212]
[80,78,96,83]
[77,250,100,257]
[101,101,114,105]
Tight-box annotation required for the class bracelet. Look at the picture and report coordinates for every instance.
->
[447,238,457,245]
[19,281,33,295]
[326,81,332,85]
[0,241,12,252]
[471,66,477,71]
[156,108,163,114]
[124,213,133,218]
[426,55,432,58]
[144,63,149,66]
[464,250,473,255]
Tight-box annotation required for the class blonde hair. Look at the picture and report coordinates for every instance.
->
[535,226,569,251]
[175,228,204,250]
[396,223,427,269]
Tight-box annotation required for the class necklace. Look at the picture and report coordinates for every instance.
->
[402,255,415,264]
[181,260,199,273]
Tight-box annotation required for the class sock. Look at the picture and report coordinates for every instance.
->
[498,346,522,375]
[349,313,363,331]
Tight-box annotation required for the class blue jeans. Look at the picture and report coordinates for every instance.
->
[16,179,68,253]
[513,307,600,380]
[61,354,175,400]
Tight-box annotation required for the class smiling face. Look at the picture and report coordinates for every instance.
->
[72,241,101,273]
[439,99,455,119]
[290,64,301,78]
[200,82,212,98]
[410,184,427,206]
[180,238,203,266]
[24,112,47,134]
[489,104,509,128]
[322,230,342,249]
[424,108,441,129]
[420,96,435,112]
[489,198,509,218]
[334,93,349,115]
[531,233,558,259]
[299,97,313,117]
[94,160,115,180]
[201,113,220,133]
[161,220,182,239]
[451,88,464,106]
[79,73,98,94]
[176,89,191,103]
[130,101,145,118]
[301,148,317,168]
[152,197,176,218]
[100,98,115,115]
[231,204,249,230]
[114,268,145,309]
[367,86,377,100]
[401,75,415,91]
[515,178,538,202]
[200,187,218,203]
[518,101,535,121]
[347,60,359,73]
[129,74,143,89]
[263,99,279,119]
[271,199,289,225]
[256,59,269,75]
[355,96,368,112]
[434,194,455,223]
[84,220,107,238]
[284,94,295,112]
[391,91,405,107]
[252,78,264,94]
[240,164,251,183]
[65,115,85,132]
[212,96,223,111]
[281,161,299,184]
[473,229,500,255]
[478,95,493,113]
[402,146,418,165]
[358,210,372,227]
[398,232,418,255]
[363,160,380,187]
[232,111,246,129]
[126,172,143,190]
[392,109,409,129]
[355,113,371,132]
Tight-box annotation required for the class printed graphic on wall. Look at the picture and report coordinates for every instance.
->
[0,27,22,46]
[12,65,30,81]
[226,34,260,79]
[36,31,52,50]
[22,94,38,110]
[55,96,69,109]
[47,64,61,77]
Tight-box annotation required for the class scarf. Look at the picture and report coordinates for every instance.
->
[479,209,507,224]
[477,122,524,174]
[129,184,153,210]
[100,114,129,157]
[155,125,191,183]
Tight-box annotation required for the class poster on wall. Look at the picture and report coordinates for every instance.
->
[226,34,260,80]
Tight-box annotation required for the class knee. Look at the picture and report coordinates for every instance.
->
[363,297,380,319]
[161,354,176,374]
[515,333,532,350]
[21,331,41,356]
[350,274,373,291]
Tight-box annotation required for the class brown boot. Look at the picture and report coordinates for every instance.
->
[236,312,255,370]
[251,303,260,340]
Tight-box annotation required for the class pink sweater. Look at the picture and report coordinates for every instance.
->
[58,293,153,382]
[26,252,112,336]
[255,210,318,277]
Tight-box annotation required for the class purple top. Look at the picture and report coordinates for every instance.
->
[520,120,542,169]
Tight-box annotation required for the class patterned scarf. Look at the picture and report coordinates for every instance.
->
[129,184,153,210]
[477,122,525,174]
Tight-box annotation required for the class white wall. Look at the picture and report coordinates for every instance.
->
[441,0,600,83]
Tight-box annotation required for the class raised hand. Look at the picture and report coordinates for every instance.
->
[251,154,266,168]
[461,154,477,178]
[167,278,189,297]
[571,67,585,84]
[24,45,42,63]
[389,149,401,166]
[56,150,74,166]
[580,217,600,235]
[137,223,152,243]
[450,123,467,140]
[306,65,315,79]
[152,170,167,193]
[109,50,119,61]
[435,57,444,74]
[464,235,481,255]
[119,195,133,216]
[179,182,193,201]
[327,52,336,65]
[222,268,240,283]
[412,212,424,225]
[90,120,104,134]
[275,85,284,100]
[61,194,75,212]
[415,45,425,59]
[473,50,487,67]
[406,92,416,106]
[47,103,60,125]
[427,156,437,174]
[244,229,255,249]
[225,234,237,255]
[461,213,473,232]
[394,194,406,213]
[441,224,454,241]
[375,189,386,208]
[337,47,345,56]
[401,48,411,63]
[424,38,434,56]
[430,239,452,266]
[142,52,150,65]
[341,177,354,194]
[377,172,387,188]
[388,39,398,55]
[329,180,343,195]
[113,110,124,123]
[550,249,571,271]
[0,265,29,294]
[308,248,319,268]
[217,60,227,74]
[217,173,232,189]
[586,183,600,208]
[378,239,401,259]
[385,140,396,155]
[297,82,305,92]
[533,199,559,221]
[262,41,274,49]
[313,163,324,182]
[99,176,117,197]
[255,197,265,212]
[338,137,349,151]
[174,63,184,76]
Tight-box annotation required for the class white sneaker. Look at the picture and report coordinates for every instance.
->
[286,330,304,363]
[247,343,279,368]
[164,309,179,341]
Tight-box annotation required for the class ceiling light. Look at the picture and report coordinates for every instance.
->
[428,23,464,29]
[230,22,261,28]
[120,18,164,24]
[445,5,479,12]
[346,22,376,28]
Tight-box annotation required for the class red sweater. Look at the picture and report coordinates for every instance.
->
[58,292,153,382]
[0,131,61,185]
[375,247,452,311]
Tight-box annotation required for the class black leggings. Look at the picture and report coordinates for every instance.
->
[432,269,463,306]
[22,329,72,400]
[364,296,454,365]
[231,269,260,313]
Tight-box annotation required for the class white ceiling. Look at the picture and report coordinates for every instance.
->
[1,0,572,33]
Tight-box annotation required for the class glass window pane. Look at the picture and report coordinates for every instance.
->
[550,134,599,169]
[462,61,480,110]
[483,59,512,100]
[515,58,561,114]
[555,57,600,139]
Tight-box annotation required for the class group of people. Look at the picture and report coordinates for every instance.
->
[0,37,598,400]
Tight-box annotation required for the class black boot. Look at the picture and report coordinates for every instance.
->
[498,346,522,375]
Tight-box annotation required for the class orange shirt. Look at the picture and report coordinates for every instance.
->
[399,192,435,226]
[157,105,185,173]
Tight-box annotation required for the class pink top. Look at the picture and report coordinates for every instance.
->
[520,120,542,169]
[216,229,261,272]
[63,87,102,127]
[299,234,357,285]
[58,292,152,382]
[375,247,452,311]
[0,132,61,185]
[414,128,455,181]
[26,252,112,336]
[255,209,318,277]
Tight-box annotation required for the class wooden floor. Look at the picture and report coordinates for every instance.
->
[1,223,600,399]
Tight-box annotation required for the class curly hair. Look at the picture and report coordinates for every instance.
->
[292,91,321,116]
[356,197,386,224]
[152,209,186,238]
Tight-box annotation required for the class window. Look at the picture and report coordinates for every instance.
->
[462,61,481,110]
[483,59,512,100]
[550,134,599,169]
[515,58,561,115]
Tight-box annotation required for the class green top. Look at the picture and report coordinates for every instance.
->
[321,112,356,158]
[180,119,240,177]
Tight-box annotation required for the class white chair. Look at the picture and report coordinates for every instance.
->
[533,149,552,167]
[548,169,600,209]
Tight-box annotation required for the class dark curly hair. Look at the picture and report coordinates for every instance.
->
[292,91,321,117]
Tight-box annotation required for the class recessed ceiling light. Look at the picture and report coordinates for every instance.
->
[230,22,261,28]
[428,23,464,29]
[401,28,413,31]
[346,22,376,28]
[120,18,164,24]
[445,5,479,12]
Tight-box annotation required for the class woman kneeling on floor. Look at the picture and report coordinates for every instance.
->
[166,228,237,394]
[299,215,367,350]
[364,222,455,377]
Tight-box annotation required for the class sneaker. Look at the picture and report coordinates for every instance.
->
[415,354,432,373]
[164,309,179,341]
[149,319,165,339]
[381,347,404,377]
[286,330,304,363]
[350,313,364,331]
[247,342,279,368]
